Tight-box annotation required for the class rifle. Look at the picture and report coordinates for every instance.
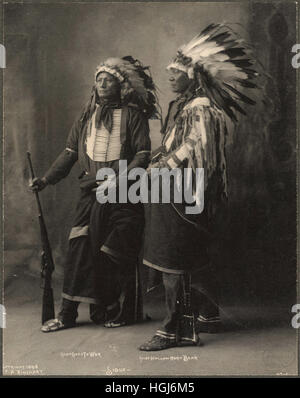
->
[176,273,202,346]
[27,151,55,324]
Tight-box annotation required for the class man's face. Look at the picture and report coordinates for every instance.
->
[95,72,120,100]
[168,68,191,94]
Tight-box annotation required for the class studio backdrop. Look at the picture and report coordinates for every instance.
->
[3,1,297,306]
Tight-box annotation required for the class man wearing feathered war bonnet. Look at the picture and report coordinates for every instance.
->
[140,23,262,351]
[31,56,161,331]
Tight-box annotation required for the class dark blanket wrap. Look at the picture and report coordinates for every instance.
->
[62,182,145,323]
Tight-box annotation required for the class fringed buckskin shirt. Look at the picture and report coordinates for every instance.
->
[161,91,228,199]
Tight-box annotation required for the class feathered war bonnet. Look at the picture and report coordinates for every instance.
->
[80,56,161,124]
[167,23,263,122]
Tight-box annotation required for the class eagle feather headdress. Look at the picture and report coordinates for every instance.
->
[80,56,162,125]
[167,23,262,122]
[95,56,161,120]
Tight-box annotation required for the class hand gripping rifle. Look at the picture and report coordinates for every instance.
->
[27,152,55,324]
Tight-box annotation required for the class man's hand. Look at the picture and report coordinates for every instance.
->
[147,158,169,174]
[29,177,48,192]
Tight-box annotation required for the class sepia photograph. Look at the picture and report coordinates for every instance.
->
[1,0,299,377]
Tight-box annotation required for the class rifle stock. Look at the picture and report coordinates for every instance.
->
[176,273,200,346]
[27,152,55,324]
[41,271,55,324]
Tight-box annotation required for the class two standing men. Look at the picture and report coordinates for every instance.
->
[30,24,260,350]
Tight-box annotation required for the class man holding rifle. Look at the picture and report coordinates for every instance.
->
[30,56,160,332]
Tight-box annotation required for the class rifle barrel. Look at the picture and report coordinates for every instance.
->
[27,151,55,324]
[27,151,43,215]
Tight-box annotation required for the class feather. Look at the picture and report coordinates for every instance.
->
[167,23,262,121]
[214,70,249,82]
[220,48,247,58]
[234,78,257,88]
[197,45,226,58]
[199,23,220,36]
[208,31,231,44]
[221,39,245,49]
[243,68,259,77]
[200,72,237,121]
[183,23,226,53]
[205,53,230,62]
[228,59,254,68]
[223,83,256,105]
[181,33,210,53]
